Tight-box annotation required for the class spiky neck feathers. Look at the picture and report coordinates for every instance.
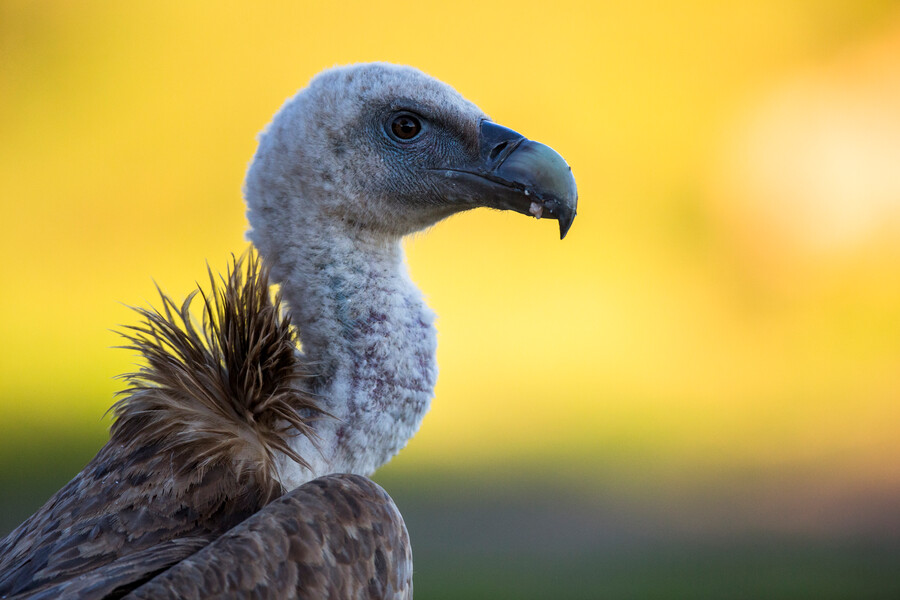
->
[112,256,321,497]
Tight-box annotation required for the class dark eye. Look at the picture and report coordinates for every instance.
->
[389,113,422,141]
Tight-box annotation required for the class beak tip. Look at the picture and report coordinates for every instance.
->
[558,210,575,240]
[554,189,577,240]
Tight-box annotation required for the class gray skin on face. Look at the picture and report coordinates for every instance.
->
[246,62,576,254]
[247,64,486,243]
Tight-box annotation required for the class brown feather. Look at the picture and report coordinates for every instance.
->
[111,251,322,495]
[124,475,413,600]
[0,252,326,597]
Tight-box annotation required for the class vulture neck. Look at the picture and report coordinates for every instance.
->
[271,218,437,490]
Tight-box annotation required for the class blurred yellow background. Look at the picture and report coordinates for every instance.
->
[2,1,899,596]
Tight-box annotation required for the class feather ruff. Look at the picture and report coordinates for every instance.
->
[111,252,321,492]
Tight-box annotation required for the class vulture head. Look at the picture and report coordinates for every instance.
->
[245,62,577,254]
[241,62,579,482]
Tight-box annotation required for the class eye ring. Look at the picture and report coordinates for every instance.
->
[388,112,423,142]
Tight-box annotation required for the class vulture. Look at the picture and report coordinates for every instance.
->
[0,63,577,598]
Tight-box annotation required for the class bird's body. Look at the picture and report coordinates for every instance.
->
[0,63,576,598]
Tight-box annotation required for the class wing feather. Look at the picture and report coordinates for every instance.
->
[125,475,413,600]
[9,537,211,600]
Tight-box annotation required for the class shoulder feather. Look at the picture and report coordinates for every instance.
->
[112,251,323,499]
[0,253,325,596]
[125,474,413,600]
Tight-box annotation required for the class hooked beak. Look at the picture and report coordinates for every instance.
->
[430,120,578,239]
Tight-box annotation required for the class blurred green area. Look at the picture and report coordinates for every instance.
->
[4,442,900,599]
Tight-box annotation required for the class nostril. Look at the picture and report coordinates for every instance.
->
[489,141,508,163]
